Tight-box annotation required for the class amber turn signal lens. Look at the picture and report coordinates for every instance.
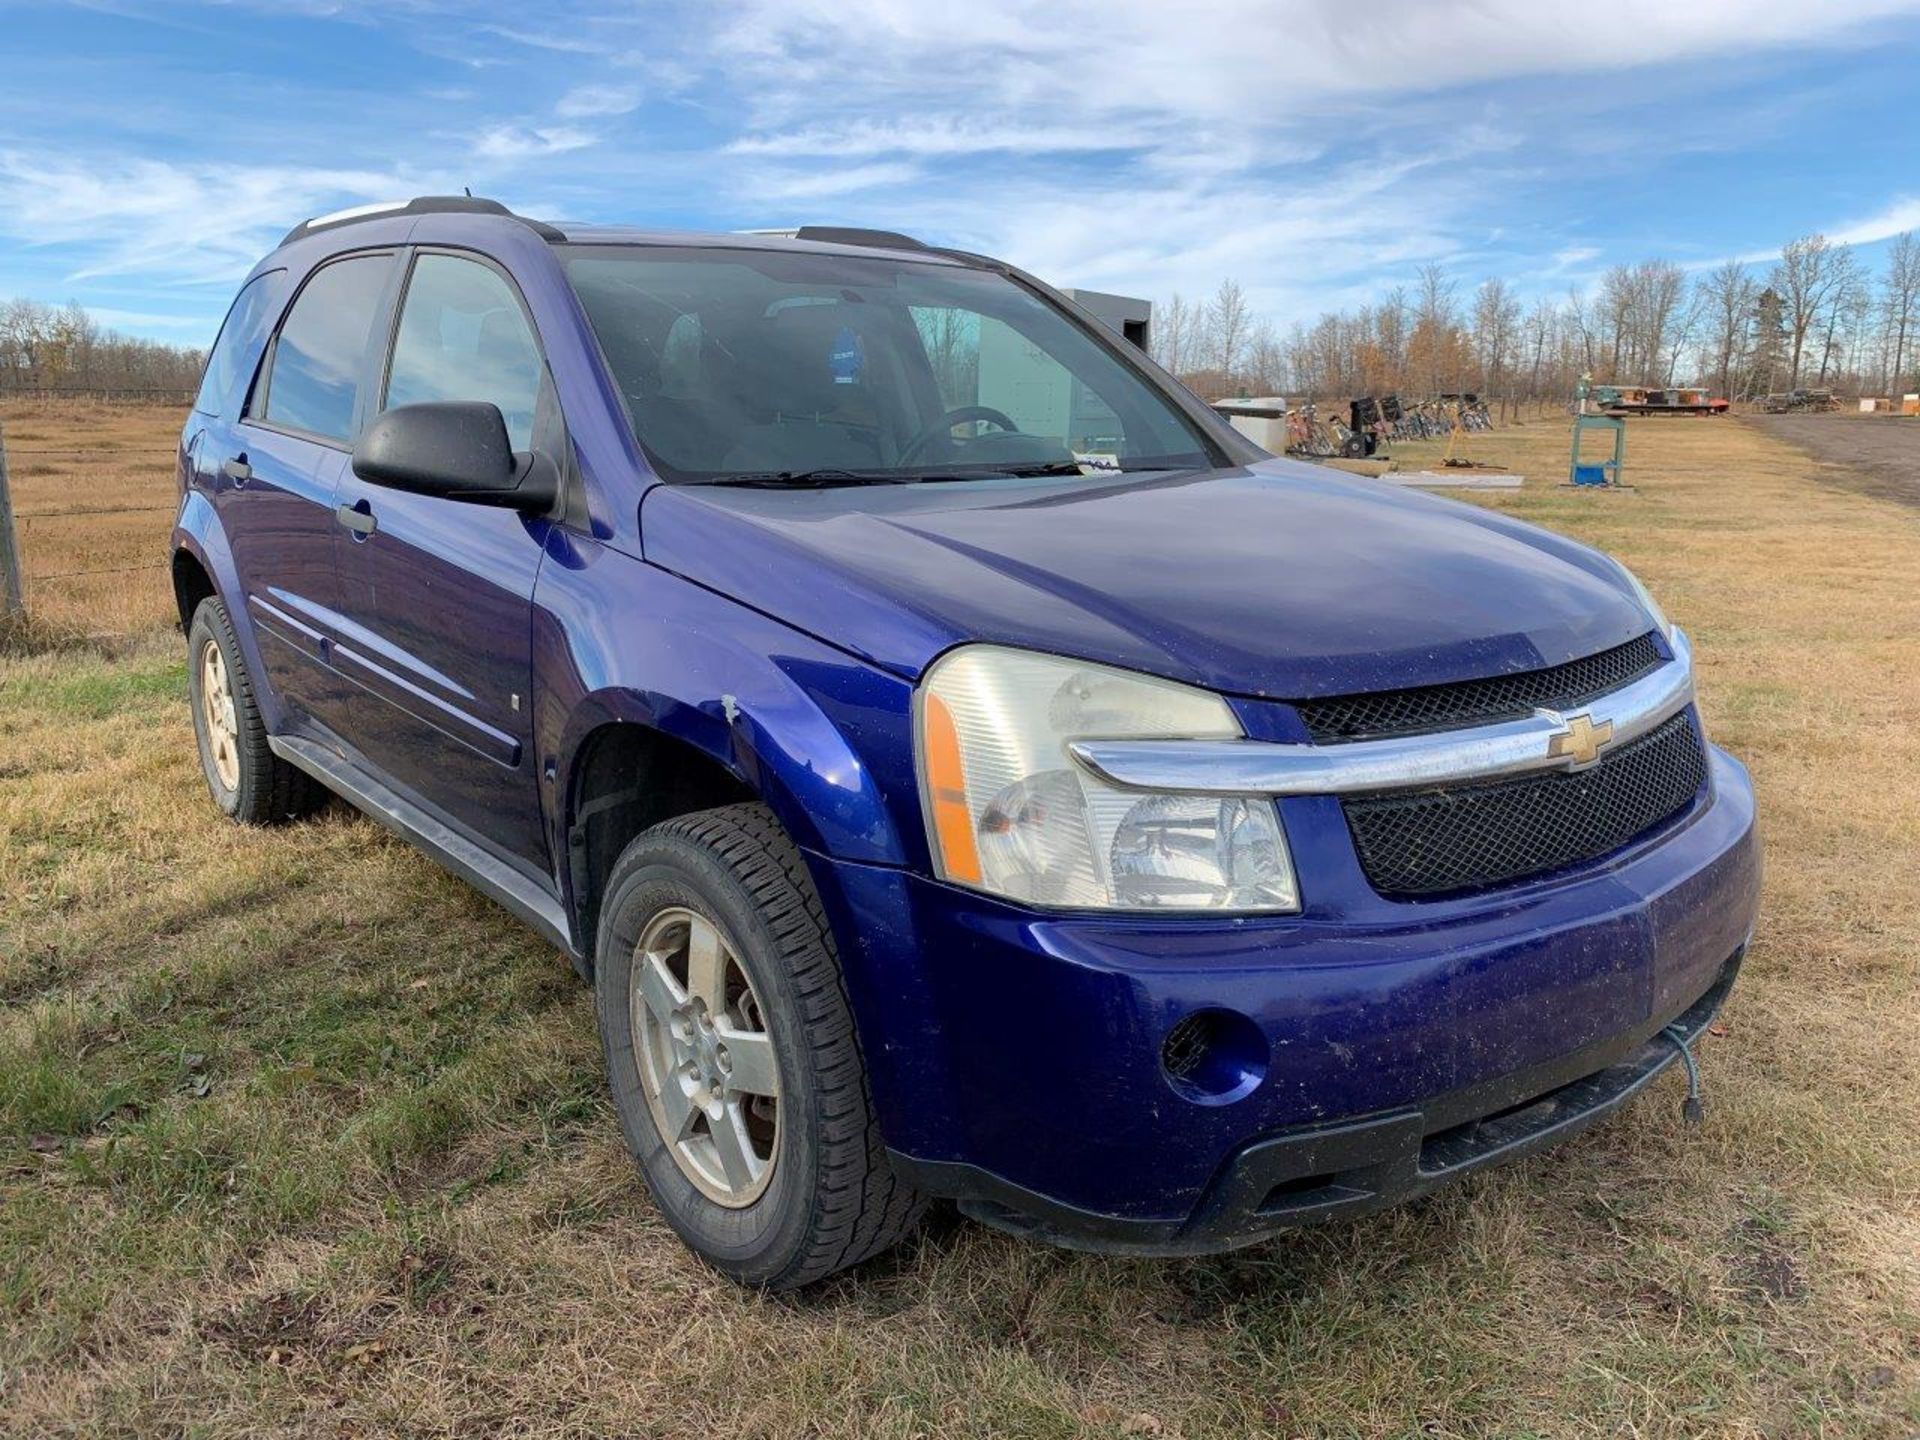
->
[921,691,982,884]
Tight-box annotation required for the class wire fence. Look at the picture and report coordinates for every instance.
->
[0,386,197,406]
[0,398,188,638]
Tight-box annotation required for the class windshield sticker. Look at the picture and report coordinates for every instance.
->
[830,326,864,385]
[1073,451,1122,474]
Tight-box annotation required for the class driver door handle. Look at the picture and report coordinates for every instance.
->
[221,455,251,485]
[335,500,378,536]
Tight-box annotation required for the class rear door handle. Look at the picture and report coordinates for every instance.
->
[335,500,378,536]
[222,455,251,485]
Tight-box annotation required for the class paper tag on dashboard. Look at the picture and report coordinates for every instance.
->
[1073,452,1121,474]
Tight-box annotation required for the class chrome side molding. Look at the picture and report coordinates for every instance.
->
[1068,631,1695,798]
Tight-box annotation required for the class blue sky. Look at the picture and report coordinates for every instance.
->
[2,0,1918,347]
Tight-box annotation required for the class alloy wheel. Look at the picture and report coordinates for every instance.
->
[199,637,240,792]
[630,906,780,1207]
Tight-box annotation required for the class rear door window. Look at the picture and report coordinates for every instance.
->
[258,254,392,444]
[383,253,544,450]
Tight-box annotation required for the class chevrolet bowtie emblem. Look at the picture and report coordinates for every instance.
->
[1544,710,1614,769]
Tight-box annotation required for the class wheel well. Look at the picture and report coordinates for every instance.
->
[171,550,216,630]
[567,724,755,964]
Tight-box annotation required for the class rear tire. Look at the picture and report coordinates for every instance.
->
[186,597,327,824]
[595,803,926,1289]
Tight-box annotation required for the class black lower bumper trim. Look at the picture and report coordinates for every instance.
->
[890,948,1744,1257]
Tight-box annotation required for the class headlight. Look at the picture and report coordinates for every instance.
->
[916,646,1299,912]
[1614,561,1675,642]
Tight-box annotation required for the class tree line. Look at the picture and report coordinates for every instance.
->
[1154,232,1920,414]
[0,298,206,394]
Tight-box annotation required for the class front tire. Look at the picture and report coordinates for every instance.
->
[186,597,327,824]
[595,803,925,1289]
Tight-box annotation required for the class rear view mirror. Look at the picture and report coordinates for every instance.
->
[352,401,558,511]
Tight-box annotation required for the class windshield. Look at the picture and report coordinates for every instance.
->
[560,245,1216,483]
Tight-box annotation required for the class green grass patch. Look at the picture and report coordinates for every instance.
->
[0,651,183,719]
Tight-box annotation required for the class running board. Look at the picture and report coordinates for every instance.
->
[268,734,580,961]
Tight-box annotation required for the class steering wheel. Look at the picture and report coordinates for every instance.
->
[899,405,1022,465]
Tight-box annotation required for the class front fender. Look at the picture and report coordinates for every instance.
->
[533,536,924,872]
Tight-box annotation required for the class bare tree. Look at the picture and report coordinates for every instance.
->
[1152,292,1198,380]
[1632,261,1688,381]
[1376,286,1409,388]
[0,296,203,392]
[1472,278,1521,420]
[1808,245,1864,385]
[1880,232,1919,397]
[1771,235,1854,387]
[1697,260,1756,399]
[1242,324,1284,395]
[1207,279,1252,384]
[1408,263,1459,394]
[912,306,977,407]
[1138,228,1920,415]
[1563,286,1596,376]
[1597,265,1636,377]
[1521,299,1557,406]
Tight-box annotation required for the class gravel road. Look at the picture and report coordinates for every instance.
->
[1745,412,1920,509]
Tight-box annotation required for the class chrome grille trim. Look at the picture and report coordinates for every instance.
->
[1067,631,1694,798]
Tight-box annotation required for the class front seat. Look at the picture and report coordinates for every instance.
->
[720,304,888,473]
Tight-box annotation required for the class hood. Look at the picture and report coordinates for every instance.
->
[639,460,1655,700]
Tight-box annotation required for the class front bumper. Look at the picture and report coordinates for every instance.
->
[811,743,1760,1251]
[902,948,1739,1254]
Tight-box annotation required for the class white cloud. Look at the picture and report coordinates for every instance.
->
[477,23,608,55]
[1828,195,1920,246]
[8,0,1919,346]
[0,150,430,284]
[1688,196,1920,269]
[696,0,1920,324]
[83,306,224,333]
[473,124,597,160]
[728,118,1152,159]
[554,83,641,119]
[715,0,1920,134]
[752,162,922,202]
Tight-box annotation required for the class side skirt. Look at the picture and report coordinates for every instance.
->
[268,734,581,964]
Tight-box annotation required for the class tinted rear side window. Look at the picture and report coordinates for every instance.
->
[260,254,391,443]
[194,269,284,418]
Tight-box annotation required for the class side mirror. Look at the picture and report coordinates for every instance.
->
[351,401,559,512]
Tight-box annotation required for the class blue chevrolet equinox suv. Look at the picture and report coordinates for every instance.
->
[172,196,1761,1289]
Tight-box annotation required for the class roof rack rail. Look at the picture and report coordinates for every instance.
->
[279,195,565,247]
[789,225,928,251]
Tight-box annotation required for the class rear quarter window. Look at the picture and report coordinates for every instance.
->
[193,269,286,418]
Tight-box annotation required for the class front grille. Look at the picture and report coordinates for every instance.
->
[1344,710,1708,896]
[1296,633,1664,742]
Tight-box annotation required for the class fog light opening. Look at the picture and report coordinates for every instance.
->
[1160,1008,1267,1105]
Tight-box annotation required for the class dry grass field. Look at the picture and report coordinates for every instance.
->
[0,397,185,639]
[2,409,1917,1437]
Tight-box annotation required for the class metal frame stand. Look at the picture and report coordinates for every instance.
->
[1567,412,1627,488]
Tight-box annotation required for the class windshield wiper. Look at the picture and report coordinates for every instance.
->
[985,460,1103,478]
[705,468,909,489]
[705,460,1140,488]
[890,461,1106,483]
